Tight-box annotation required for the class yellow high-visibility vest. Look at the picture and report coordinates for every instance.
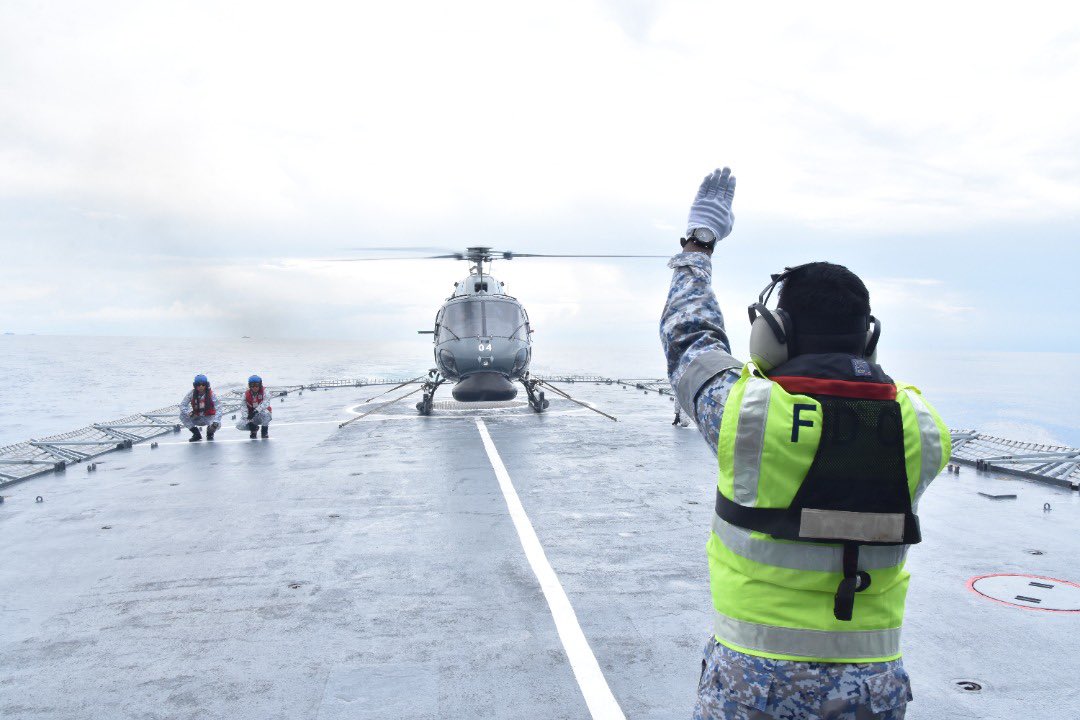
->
[710,360,950,662]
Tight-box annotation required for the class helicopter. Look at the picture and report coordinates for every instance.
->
[346,246,663,415]
[418,248,534,413]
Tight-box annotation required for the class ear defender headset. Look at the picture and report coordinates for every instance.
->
[747,264,881,372]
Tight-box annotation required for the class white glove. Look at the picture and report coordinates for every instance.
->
[687,167,736,242]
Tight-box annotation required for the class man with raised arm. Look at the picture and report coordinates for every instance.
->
[661,168,950,719]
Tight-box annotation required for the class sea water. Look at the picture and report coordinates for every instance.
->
[1,334,1077,449]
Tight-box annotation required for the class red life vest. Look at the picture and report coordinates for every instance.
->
[245,387,270,412]
[191,390,216,417]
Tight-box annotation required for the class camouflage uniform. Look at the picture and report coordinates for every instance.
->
[661,251,913,720]
[693,639,911,720]
[660,251,740,453]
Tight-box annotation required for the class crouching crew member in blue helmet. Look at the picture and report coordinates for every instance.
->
[180,374,221,442]
[661,167,951,719]
[241,375,271,439]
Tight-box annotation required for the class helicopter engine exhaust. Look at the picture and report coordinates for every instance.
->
[452,372,519,402]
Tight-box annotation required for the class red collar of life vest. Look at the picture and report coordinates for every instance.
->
[766,353,897,401]
[769,375,897,401]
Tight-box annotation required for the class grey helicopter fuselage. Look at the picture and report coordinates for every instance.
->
[430,272,532,402]
[400,244,656,414]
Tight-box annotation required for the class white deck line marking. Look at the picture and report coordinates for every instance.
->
[475,418,625,720]
[150,438,264,446]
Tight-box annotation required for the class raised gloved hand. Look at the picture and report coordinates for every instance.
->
[686,167,736,243]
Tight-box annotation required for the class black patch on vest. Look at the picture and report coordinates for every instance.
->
[789,396,911,518]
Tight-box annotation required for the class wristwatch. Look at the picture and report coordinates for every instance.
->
[680,227,717,252]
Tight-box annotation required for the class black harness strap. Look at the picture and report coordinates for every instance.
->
[714,491,921,545]
[834,543,872,621]
[717,491,911,621]
[715,491,802,541]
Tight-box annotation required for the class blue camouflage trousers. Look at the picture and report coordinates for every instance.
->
[692,637,912,720]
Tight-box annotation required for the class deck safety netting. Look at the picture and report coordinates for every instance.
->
[950,429,1079,485]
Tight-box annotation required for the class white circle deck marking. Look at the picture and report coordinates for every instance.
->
[968,574,1080,612]
[475,418,626,720]
[432,399,528,410]
[343,401,587,421]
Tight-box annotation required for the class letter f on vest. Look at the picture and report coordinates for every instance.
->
[792,403,817,442]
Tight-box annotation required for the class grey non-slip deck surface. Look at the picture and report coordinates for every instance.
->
[1,387,1077,719]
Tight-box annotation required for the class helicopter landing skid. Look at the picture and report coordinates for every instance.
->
[520,376,549,413]
[416,370,444,416]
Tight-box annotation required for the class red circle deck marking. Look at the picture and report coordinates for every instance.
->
[967,573,1080,613]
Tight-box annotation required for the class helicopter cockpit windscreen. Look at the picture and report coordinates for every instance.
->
[438,301,483,341]
[484,300,528,340]
[438,299,527,341]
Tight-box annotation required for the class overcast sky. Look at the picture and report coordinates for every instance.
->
[2,0,1078,358]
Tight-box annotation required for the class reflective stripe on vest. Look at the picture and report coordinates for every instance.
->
[903,388,944,505]
[732,372,772,504]
[713,613,901,660]
[710,513,908,572]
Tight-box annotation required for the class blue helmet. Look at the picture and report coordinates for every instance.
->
[248,375,263,384]
[193,374,210,387]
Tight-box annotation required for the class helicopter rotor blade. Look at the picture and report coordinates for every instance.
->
[324,248,667,262]
[330,253,464,262]
[345,246,459,254]
[500,253,669,259]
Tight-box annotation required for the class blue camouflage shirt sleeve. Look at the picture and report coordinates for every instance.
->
[660,251,743,455]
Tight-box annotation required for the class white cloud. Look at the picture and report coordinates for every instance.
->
[66,301,228,323]
[0,284,57,303]
[865,277,975,320]
[3,1,1079,235]
[0,1,1077,350]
